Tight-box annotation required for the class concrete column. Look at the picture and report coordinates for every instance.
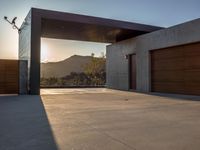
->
[19,60,28,94]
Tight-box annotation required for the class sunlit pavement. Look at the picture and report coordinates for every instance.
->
[1,88,200,150]
[40,88,113,95]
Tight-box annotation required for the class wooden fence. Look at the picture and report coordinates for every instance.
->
[0,60,19,94]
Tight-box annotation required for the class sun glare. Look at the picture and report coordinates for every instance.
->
[41,43,49,63]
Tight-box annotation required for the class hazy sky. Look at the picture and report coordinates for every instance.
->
[41,38,108,62]
[0,0,199,61]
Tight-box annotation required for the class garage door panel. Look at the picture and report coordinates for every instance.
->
[0,77,5,82]
[152,82,185,94]
[184,82,200,95]
[152,70,184,82]
[151,47,184,60]
[185,56,200,69]
[183,43,200,56]
[0,89,5,94]
[151,42,200,95]
[0,67,5,72]
[153,70,200,82]
[152,58,185,71]
[184,70,200,82]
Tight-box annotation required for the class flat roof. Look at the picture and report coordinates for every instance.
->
[30,8,163,43]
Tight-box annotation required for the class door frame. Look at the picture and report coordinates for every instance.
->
[128,54,136,91]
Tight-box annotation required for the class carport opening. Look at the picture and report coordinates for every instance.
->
[40,38,109,89]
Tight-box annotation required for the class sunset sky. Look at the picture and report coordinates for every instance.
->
[0,0,199,62]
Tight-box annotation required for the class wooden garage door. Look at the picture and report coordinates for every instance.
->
[0,60,19,94]
[151,42,200,95]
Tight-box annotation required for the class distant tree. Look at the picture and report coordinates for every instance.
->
[57,78,66,86]
[91,53,95,57]
[84,55,106,85]
[48,77,58,85]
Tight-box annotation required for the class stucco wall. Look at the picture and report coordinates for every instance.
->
[106,18,200,92]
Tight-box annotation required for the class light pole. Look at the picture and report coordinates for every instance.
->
[4,16,21,33]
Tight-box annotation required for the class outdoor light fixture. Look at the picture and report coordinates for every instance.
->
[4,16,21,33]
[124,54,129,59]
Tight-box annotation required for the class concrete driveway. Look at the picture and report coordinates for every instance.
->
[0,89,200,150]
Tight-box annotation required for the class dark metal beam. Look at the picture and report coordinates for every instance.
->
[34,8,163,43]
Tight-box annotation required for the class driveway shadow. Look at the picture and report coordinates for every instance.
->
[0,95,58,150]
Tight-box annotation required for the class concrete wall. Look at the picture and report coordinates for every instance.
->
[106,18,200,92]
[19,60,28,94]
[19,9,41,94]
[19,10,31,93]
[29,9,41,95]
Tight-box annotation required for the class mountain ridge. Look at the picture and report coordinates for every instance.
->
[41,55,94,78]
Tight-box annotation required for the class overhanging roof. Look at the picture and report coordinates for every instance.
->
[31,8,163,43]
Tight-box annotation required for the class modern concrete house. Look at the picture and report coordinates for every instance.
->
[107,19,200,95]
[19,8,200,95]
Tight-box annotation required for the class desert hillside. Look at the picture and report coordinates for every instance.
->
[41,55,93,78]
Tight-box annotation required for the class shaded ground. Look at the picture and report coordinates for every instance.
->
[1,89,200,150]
[0,95,57,150]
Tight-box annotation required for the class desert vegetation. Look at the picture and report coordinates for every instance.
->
[40,54,106,87]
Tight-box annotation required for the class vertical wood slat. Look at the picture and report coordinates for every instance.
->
[0,60,19,94]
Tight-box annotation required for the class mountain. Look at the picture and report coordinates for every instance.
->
[41,55,93,78]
